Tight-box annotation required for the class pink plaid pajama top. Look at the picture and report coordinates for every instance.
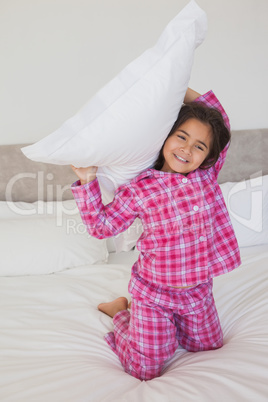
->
[72,91,241,288]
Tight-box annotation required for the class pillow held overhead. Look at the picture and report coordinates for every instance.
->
[22,0,207,202]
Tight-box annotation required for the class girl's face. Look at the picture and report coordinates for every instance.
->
[161,118,212,175]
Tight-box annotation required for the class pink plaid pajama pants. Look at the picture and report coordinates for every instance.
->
[104,277,223,381]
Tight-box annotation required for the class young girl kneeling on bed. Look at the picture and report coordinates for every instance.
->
[71,88,241,381]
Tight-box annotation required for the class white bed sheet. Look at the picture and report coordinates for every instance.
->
[0,245,267,402]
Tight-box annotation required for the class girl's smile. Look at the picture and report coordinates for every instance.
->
[174,154,189,163]
[161,118,212,175]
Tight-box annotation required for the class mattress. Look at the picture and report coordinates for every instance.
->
[0,245,267,402]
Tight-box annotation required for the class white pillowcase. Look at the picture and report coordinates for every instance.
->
[21,1,207,202]
[220,175,268,248]
[0,200,108,276]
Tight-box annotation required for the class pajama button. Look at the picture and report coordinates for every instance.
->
[182,178,188,183]
[199,236,205,241]
[193,205,199,211]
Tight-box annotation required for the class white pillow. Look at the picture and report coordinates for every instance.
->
[21,1,207,202]
[220,175,268,248]
[0,199,76,219]
[0,200,108,276]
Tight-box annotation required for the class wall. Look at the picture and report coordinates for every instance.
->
[0,0,267,145]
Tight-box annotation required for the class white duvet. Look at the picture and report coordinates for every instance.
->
[0,246,267,402]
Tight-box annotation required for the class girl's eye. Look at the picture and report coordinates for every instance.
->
[177,135,186,140]
[196,145,204,151]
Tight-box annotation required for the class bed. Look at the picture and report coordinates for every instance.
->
[0,129,268,401]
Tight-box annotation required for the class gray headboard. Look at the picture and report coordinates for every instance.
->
[0,144,77,202]
[1,128,267,202]
[218,128,268,183]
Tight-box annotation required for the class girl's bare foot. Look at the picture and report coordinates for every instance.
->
[98,297,128,318]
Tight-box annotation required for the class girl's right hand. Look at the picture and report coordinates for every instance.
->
[71,165,98,185]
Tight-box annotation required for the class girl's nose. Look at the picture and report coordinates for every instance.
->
[181,145,191,155]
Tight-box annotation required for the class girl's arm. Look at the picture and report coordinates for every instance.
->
[71,168,138,239]
[194,90,231,176]
[184,88,201,103]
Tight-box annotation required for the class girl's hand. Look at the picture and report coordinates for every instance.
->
[184,88,201,103]
[71,165,98,185]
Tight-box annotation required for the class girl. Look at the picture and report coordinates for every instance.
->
[71,88,241,381]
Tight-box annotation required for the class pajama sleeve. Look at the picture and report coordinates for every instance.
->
[71,179,139,239]
[194,90,230,177]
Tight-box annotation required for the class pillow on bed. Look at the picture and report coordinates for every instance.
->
[21,1,207,202]
[220,175,268,248]
[0,200,108,276]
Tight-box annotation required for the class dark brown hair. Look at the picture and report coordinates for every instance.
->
[153,101,231,171]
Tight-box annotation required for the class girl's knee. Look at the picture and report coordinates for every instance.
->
[123,351,165,381]
[181,333,223,352]
[126,360,163,381]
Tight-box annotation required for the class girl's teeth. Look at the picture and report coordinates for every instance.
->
[175,155,187,162]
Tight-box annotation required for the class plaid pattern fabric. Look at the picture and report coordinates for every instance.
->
[71,91,241,287]
[71,91,239,380]
[105,279,223,381]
